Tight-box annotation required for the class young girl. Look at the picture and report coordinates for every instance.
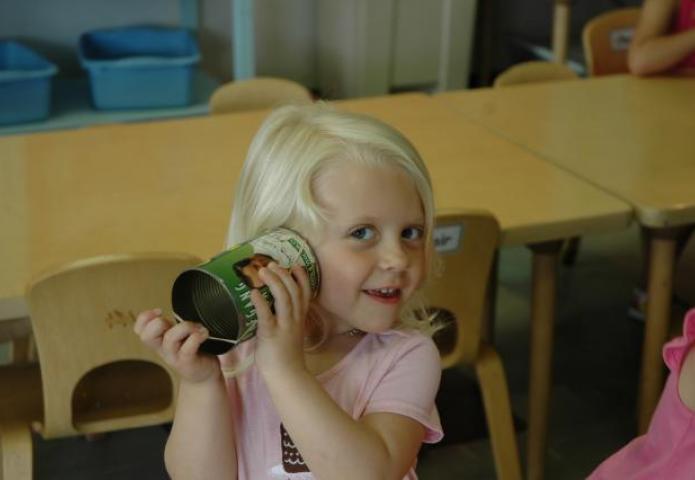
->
[589,308,695,479]
[629,0,695,76]
[134,103,443,479]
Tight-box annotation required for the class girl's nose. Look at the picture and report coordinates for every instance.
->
[378,241,409,271]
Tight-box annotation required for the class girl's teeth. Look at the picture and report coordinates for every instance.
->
[369,288,398,297]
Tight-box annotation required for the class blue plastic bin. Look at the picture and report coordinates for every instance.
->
[0,41,57,125]
[78,26,200,110]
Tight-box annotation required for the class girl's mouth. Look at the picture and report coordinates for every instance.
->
[364,288,402,304]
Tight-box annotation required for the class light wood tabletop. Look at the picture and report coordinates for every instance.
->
[0,93,632,480]
[0,109,268,320]
[335,94,632,244]
[435,74,695,455]
[0,93,631,312]
[435,75,695,227]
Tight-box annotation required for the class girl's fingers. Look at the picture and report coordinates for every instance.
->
[139,315,171,348]
[270,263,303,321]
[261,265,292,328]
[251,288,275,336]
[134,308,162,335]
[292,265,312,312]
[161,321,200,360]
[178,327,209,358]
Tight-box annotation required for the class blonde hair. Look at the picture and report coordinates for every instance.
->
[226,103,437,339]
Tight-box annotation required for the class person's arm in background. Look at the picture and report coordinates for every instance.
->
[628,0,695,75]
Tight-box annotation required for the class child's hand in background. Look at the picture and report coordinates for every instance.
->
[251,263,312,380]
[134,309,221,384]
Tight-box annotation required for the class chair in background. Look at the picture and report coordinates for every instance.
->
[0,252,201,480]
[0,317,34,364]
[427,210,522,480]
[209,76,313,114]
[493,61,578,87]
[582,7,641,76]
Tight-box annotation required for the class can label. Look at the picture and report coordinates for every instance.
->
[229,229,320,342]
[171,228,320,354]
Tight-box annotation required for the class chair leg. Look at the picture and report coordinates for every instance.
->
[0,422,32,480]
[475,344,522,480]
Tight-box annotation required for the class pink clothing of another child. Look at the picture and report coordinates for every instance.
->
[675,0,695,69]
[588,309,695,479]
[220,329,444,480]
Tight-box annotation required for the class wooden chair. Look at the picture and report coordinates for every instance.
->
[494,61,578,87]
[0,317,34,364]
[582,7,641,76]
[209,76,313,114]
[0,252,201,480]
[427,210,522,480]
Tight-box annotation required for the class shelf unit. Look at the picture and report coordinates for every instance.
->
[0,72,218,136]
[0,0,220,137]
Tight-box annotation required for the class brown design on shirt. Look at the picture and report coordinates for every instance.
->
[280,423,309,473]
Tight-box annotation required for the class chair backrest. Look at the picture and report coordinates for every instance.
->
[26,252,201,438]
[582,7,641,76]
[209,76,313,114]
[493,61,579,88]
[426,210,500,368]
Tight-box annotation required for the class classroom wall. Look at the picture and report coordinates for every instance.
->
[0,0,647,89]
[0,0,317,85]
[0,0,181,76]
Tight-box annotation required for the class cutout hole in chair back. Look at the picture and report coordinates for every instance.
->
[429,307,457,357]
[72,360,172,426]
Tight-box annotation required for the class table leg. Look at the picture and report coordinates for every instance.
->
[482,250,500,344]
[527,240,562,480]
[637,228,681,433]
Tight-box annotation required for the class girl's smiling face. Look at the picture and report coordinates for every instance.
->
[309,162,427,334]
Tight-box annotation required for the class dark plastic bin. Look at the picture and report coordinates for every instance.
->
[78,26,200,110]
[0,41,57,125]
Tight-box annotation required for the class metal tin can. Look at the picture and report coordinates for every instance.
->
[171,228,320,354]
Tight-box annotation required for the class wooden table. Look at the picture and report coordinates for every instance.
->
[0,109,269,320]
[0,93,632,479]
[436,73,695,471]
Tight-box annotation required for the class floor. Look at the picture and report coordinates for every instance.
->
[4,224,694,479]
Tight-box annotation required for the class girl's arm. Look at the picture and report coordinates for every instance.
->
[253,263,428,480]
[265,368,425,480]
[165,372,237,480]
[628,0,695,75]
[134,310,237,480]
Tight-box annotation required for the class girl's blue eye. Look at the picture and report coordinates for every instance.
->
[350,227,376,240]
[402,226,424,241]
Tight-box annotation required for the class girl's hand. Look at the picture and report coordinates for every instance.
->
[134,309,221,384]
[251,263,312,380]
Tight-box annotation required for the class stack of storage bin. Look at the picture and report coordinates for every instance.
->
[78,26,200,109]
[0,41,57,125]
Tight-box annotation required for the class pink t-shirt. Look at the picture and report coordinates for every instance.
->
[588,308,695,479]
[219,330,444,479]
[674,0,695,69]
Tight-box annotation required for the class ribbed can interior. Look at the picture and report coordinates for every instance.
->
[171,269,240,341]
